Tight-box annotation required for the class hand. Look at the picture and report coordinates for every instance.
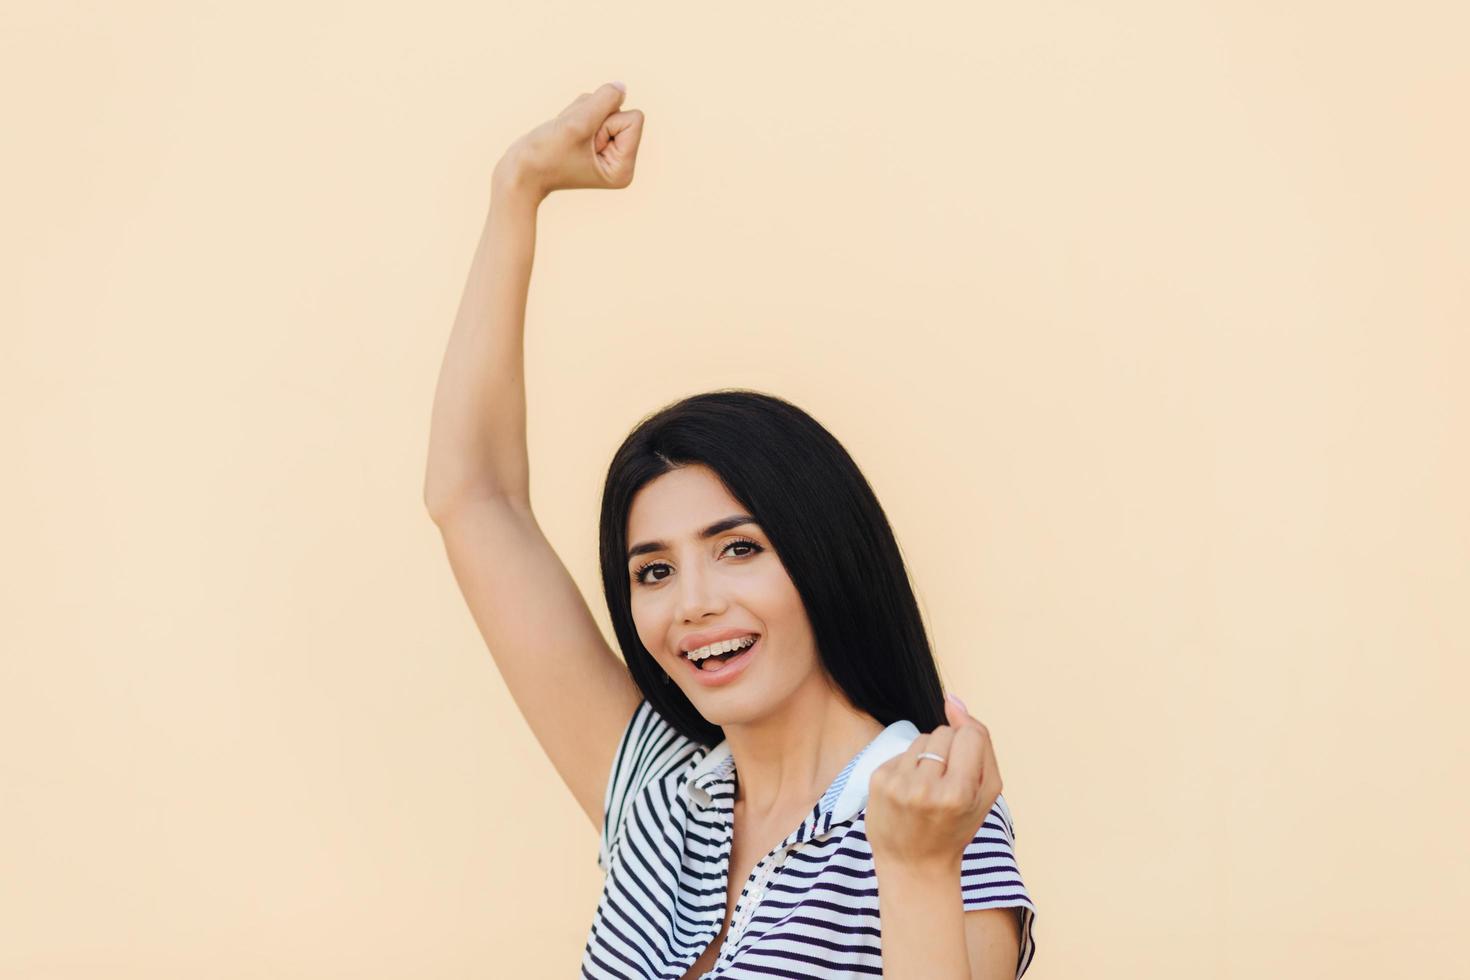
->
[494,81,644,200]
[865,694,1004,872]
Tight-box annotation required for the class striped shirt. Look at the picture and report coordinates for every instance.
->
[582,699,1038,978]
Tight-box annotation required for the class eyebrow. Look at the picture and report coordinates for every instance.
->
[626,514,758,562]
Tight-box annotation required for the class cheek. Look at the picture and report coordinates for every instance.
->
[749,565,810,631]
[629,593,667,652]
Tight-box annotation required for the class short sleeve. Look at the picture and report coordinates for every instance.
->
[596,698,701,873]
[961,793,1039,979]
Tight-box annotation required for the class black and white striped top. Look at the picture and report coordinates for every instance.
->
[581,699,1038,979]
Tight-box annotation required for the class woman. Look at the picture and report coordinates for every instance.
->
[423,82,1038,979]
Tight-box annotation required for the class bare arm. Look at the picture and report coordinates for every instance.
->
[874,860,1021,979]
[433,500,641,829]
[870,702,1021,977]
[421,177,539,512]
[423,83,646,828]
[875,858,969,979]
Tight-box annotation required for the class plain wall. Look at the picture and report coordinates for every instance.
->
[3,1,1466,977]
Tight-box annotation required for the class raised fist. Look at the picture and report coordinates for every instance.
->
[495,82,644,199]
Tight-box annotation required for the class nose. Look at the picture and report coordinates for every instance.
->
[672,556,727,624]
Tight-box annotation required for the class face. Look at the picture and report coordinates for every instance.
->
[624,464,825,725]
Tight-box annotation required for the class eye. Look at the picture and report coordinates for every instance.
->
[632,537,764,586]
[725,537,760,558]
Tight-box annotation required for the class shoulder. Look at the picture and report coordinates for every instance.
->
[606,699,709,803]
[597,699,709,872]
[960,794,1029,902]
[617,700,701,774]
[960,793,1039,977]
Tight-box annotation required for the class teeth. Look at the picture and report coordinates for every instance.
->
[686,634,757,662]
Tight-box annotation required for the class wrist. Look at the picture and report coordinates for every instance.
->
[872,852,961,882]
[491,157,547,208]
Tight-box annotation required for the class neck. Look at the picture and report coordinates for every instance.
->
[721,674,885,823]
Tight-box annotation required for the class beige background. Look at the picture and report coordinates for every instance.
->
[3,1,1466,977]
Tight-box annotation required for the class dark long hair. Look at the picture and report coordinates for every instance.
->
[598,389,948,746]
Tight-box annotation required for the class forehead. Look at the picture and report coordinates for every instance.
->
[626,465,744,539]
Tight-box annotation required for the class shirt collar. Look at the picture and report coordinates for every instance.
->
[683,718,921,830]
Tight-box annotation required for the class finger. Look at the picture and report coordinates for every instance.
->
[980,728,1003,794]
[947,725,987,791]
[945,693,986,733]
[914,725,956,780]
[571,81,626,131]
[896,732,935,776]
[596,109,642,154]
[899,731,929,762]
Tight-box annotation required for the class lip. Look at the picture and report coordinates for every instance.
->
[680,626,762,654]
[683,634,761,687]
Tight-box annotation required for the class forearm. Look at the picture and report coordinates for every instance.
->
[875,857,969,980]
[423,169,544,519]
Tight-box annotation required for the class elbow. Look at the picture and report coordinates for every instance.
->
[423,480,532,526]
[423,477,465,526]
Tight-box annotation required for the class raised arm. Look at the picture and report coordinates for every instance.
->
[423,83,645,829]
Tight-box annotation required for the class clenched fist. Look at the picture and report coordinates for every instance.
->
[865,694,1004,872]
[494,81,644,200]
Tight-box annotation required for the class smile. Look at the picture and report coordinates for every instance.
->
[682,634,761,687]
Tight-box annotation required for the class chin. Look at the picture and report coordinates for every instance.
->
[681,684,763,721]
